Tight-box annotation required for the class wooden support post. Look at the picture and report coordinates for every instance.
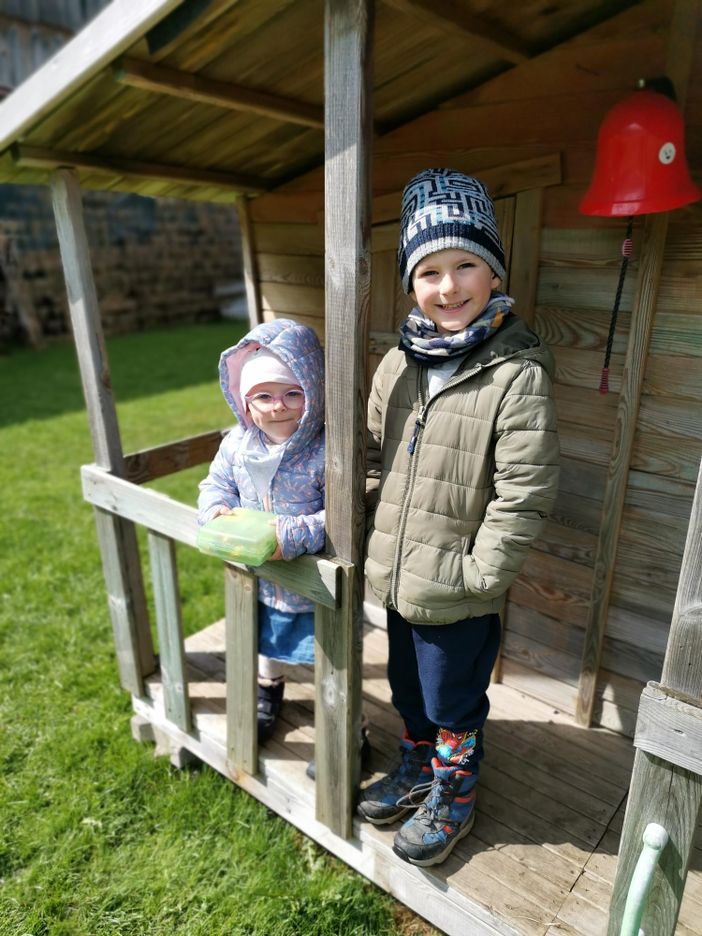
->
[147,531,191,732]
[508,188,543,327]
[225,566,258,776]
[575,0,698,728]
[314,564,356,834]
[608,458,702,934]
[237,197,262,328]
[50,168,154,696]
[318,0,373,838]
[575,212,669,725]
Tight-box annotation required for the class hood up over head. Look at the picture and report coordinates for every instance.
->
[219,318,325,457]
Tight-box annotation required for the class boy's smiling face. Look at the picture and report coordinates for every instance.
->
[410,248,500,334]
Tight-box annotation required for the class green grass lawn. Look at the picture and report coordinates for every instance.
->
[0,323,430,936]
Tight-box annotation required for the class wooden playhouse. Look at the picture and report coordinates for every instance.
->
[0,1,701,933]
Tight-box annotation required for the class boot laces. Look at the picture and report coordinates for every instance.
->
[398,771,461,821]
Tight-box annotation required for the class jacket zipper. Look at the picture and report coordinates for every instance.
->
[389,362,484,610]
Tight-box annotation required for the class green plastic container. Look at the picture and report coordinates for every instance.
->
[196,508,278,566]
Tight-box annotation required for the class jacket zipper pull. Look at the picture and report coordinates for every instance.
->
[407,405,426,455]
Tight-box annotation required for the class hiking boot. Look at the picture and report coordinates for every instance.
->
[356,734,435,825]
[305,724,372,781]
[392,757,477,866]
[257,678,284,742]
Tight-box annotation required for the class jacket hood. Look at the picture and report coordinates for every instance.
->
[219,319,325,457]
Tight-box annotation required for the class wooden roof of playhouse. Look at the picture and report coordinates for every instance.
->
[2,3,702,935]
[0,0,663,201]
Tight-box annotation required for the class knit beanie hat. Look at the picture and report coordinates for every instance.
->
[397,168,506,292]
[240,347,299,398]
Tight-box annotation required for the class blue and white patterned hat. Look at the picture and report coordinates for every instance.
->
[398,169,506,292]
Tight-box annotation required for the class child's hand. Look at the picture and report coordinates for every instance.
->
[268,543,284,561]
[213,506,234,517]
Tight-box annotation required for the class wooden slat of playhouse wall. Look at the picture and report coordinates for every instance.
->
[245,0,702,735]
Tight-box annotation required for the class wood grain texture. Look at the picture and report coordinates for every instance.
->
[224,565,258,775]
[635,683,702,774]
[576,211,671,727]
[661,457,702,696]
[237,197,263,327]
[607,749,702,936]
[0,0,183,150]
[80,464,342,609]
[147,531,191,731]
[123,430,224,483]
[318,0,374,838]
[51,168,154,693]
[115,57,324,128]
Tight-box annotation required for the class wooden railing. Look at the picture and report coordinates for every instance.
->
[81,441,355,837]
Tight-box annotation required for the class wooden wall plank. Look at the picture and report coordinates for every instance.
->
[257,252,324,287]
[254,222,323,256]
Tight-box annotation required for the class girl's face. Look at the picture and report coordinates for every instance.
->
[410,248,500,334]
[245,381,304,443]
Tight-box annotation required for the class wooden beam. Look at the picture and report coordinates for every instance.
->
[123,429,225,484]
[50,168,154,694]
[80,463,344,610]
[608,749,702,936]
[115,57,324,129]
[0,0,184,151]
[225,566,258,776]
[14,144,267,195]
[575,213,670,726]
[318,0,373,838]
[381,0,530,64]
[634,682,702,775]
[660,462,702,696]
[147,531,191,732]
[507,189,543,326]
[574,0,698,728]
[237,198,263,328]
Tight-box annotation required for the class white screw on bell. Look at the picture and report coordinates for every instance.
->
[659,142,676,164]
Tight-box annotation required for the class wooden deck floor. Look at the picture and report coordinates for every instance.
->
[133,620,702,936]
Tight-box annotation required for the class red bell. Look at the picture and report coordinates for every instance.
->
[580,86,701,216]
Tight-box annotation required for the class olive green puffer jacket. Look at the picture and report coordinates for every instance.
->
[365,314,559,625]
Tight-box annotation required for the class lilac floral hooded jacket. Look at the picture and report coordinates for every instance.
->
[198,319,325,613]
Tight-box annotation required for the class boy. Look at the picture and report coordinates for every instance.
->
[198,319,325,741]
[358,169,559,867]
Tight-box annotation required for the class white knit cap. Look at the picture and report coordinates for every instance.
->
[240,347,299,398]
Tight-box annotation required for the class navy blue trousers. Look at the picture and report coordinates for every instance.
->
[386,608,501,755]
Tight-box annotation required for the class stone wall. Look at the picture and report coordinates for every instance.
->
[0,185,243,347]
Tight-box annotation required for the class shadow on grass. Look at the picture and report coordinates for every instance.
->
[0,320,248,428]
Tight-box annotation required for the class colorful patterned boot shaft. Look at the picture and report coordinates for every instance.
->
[393,729,479,867]
[356,733,435,826]
[436,727,479,766]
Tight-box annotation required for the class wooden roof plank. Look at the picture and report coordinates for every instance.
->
[114,57,324,128]
[381,0,532,64]
[12,143,268,194]
[0,0,185,152]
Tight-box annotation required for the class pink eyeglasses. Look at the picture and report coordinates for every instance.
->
[245,389,305,412]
